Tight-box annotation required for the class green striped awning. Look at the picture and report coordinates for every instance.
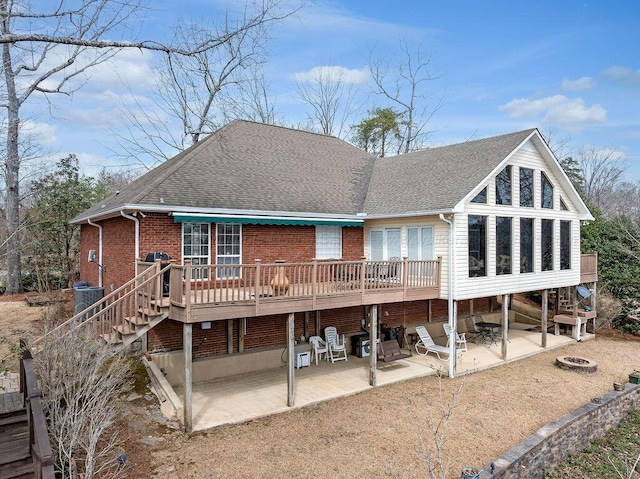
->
[172,214,363,227]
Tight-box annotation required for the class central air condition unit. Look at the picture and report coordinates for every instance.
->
[74,286,104,321]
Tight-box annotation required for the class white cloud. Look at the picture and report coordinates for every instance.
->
[499,95,607,127]
[290,65,369,84]
[20,120,58,146]
[560,76,594,91]
[604,66,640,88]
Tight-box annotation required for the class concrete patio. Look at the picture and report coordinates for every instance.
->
[171,328,587,432]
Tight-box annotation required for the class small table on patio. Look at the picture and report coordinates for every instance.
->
[475,321,500,346]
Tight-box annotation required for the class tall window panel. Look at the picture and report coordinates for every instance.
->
[316,226,342,259]
[216,223,241,279]
[519,168,534,207]
[520,218,534,273]
[183,222,210,279]
[496,165,512,205]
[541,219,554,271]
[496,216,512,275]
[369,228,401,260]
[560,220,571,270]
[468,215,487,277]
[541,172,554,209]
[407,227,434,260]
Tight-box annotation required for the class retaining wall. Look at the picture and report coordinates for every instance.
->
[478,382,640,478]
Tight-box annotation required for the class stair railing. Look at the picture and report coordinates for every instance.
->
[30,261,170,353]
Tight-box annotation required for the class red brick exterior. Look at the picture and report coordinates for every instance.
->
[80,215,364,289]
[81,213,493,361]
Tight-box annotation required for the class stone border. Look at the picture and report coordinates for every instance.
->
[478,382,640,478]
[555,355,598,373]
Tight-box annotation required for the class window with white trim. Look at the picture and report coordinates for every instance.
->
[407,226,434,260]
[315,226,342,259]
[183,222,210,279]
[369,228,401,260]
[216,223,241,278]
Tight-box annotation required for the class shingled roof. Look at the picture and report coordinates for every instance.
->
[73,122,541,223]
[73,120,375,222]
[363,129,536,216]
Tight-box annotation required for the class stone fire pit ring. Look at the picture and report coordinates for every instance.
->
[556,355,597,373]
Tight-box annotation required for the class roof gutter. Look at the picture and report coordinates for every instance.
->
[439,213,456,378]
[72,204,365,225]
[364,208,454,220]
[87,218,103,288]
[120,211,140,261]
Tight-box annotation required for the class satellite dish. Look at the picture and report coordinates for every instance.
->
[576,285,591,299]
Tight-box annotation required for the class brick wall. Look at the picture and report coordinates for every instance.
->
[81,215,364,290]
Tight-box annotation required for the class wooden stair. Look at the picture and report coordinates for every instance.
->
[100,304,169,349]
[0,393,32,479]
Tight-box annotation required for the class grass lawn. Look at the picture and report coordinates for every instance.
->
[547,409,640,478]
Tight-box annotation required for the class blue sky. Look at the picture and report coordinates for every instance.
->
[30,0,640,179]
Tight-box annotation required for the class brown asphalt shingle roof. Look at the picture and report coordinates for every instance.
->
[363,129,536,215]
[74,120,375,220]
[73,121,537,222]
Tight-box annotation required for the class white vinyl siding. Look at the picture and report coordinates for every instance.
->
[454,144,583,300]
[315,226,342,259]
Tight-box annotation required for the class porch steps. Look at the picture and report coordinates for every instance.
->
[99,308,169,349]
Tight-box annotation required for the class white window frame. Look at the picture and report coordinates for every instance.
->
[407,226,434,260]
[216,223,242,279]
[182,222,211,279]
[369,228,402,260]
[315,226,343,259]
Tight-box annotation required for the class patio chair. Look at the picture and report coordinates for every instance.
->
[324,326,348,363]
[443,323,467,353]
[309,336,328,365]
[414,325,450,360]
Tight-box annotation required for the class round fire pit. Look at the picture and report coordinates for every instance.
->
[556,355,597,373]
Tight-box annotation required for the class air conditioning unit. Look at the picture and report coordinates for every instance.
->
[74,286,104,321]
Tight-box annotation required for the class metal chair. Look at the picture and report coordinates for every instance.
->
[324,326,348,362]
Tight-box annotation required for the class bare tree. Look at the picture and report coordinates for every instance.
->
[34,328,132,478]
[0,0,295,293]
[369,38,443,154]
[295,65,363,137]
[220,62,281,125]
[576,147,627,211]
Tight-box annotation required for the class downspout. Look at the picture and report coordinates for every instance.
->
[439,213,455,378]
[120,211,140,263]
[87,218,103,288]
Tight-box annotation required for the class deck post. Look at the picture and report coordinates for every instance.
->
[501,294,509,360]
[303,312,309,340]
[360,256,366,303]
[287,313,295,407]
[227,319,233,354]
[591,282,597,335]
[469,299,474,317]
[369,305,378,387]
[402,257,408,300]
[239,318,245,352]
[315,311,321,336]
[255,259,261,315]
[183,322,193,433]
[541,289,548,348]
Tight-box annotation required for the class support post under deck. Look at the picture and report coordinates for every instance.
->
[369,305,378,387]
[287,313,295,407]
[183,323,193,433]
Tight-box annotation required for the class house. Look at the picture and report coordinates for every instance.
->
[71,120,596,431]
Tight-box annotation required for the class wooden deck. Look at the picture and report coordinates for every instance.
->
[166,258,442,322]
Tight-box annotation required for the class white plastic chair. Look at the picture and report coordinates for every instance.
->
[443,323,467,353]
[414,326,450,360]
[324,326,348,362]
[309,336,328,365]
